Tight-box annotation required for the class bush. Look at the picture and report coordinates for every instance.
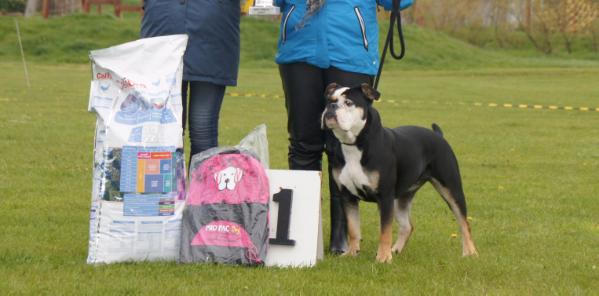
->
[0,0,26,13]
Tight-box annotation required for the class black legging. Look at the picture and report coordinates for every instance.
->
[279,62,373,253]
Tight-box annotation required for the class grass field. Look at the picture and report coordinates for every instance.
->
[1,59,598,294]
[1,15,599,295]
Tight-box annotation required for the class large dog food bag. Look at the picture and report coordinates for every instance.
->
[87,35,188,264]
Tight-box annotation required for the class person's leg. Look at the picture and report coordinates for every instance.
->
[279,63,326,171]
[187,81,226,158]
[324,67,374,254]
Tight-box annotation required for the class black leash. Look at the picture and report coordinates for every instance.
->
[373,0,406,90]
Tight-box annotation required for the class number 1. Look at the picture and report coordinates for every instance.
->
[269,188,295,246]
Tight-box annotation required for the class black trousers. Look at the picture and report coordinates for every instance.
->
[279,62,373,253]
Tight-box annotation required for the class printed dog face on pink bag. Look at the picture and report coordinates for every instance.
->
[187,154,269,205]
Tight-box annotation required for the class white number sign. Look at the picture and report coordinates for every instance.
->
[265,170,323,267]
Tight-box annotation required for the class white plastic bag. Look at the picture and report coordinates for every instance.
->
[236,124,269,168]
[87,35,188,264]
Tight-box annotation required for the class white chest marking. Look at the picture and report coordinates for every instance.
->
[338,145,371,197]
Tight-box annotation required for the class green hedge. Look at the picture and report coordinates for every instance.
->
[0,0,26,12]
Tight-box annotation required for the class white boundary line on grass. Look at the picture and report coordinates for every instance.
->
[14,19,31,90]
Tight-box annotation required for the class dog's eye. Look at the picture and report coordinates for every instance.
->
[345,100,354,107]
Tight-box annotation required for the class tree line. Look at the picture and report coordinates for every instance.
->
[400,0,599,54]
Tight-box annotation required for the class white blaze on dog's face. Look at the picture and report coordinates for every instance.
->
[214,166,243,191]
[322,87,366,143]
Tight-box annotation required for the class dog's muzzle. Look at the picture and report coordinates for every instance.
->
[324,103,338,120]
[324,110,336,120]
[322,103,340,129]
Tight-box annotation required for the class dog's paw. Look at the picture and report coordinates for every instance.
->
[462,247,479,257]
[462,240,479,257]
[342,247,360,257]
[391,240,408,254]
[375,249,393,263]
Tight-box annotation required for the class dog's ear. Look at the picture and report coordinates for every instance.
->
[361,83,380,101]
[215,172,225,190]
[234,168,243,182]
[324,83,338,100]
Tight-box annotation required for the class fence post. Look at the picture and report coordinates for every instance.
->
[42,0,49,18]
[115,0,121,17]
[83,0,89,13]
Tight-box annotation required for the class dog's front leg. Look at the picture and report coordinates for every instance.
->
[342,198,361,257]
[376,197,395,263]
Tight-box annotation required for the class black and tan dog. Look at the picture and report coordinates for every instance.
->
[321,83,478,263]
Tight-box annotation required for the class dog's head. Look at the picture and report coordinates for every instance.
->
[321,83,380,144]
[214,166,243,191]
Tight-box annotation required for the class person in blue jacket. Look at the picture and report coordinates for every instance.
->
[140,0,240,159]
[274,0,412,254]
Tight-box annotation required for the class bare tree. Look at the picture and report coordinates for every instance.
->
[589,3,599,52]
[554,0,597,53]
[488,0,514,48]
[513,0,562,54]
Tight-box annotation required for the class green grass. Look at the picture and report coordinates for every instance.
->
[2,15,599,69]
[1,59,598,294]
[442,25,599,60]
[1,13,599,295]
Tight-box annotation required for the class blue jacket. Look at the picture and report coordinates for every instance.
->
[140,0,241,86]
[274,0,412,75]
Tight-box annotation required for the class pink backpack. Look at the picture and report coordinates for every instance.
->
[179,149,269,265]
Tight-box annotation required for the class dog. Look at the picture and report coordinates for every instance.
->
[214,166,243,191]
[321,82,478,263]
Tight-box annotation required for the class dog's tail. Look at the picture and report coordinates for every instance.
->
[432,123,443,137]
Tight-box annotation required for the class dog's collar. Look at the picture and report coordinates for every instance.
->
[341,142,357,146]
